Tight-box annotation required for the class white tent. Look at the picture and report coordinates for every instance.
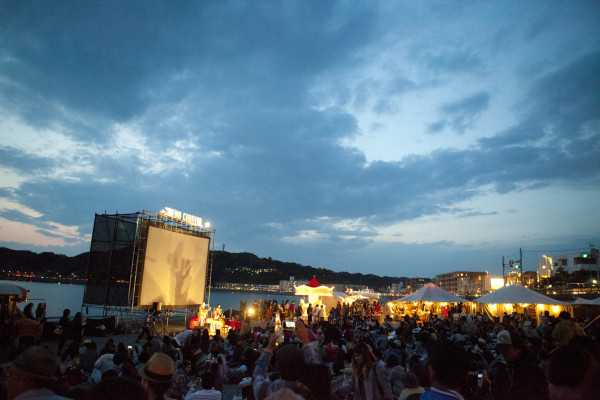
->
[344,292,380,304]
[0,283,28,301]
[475,284,566,305]
[474,283,570,321]
[0,283,28,315]
[386,283,472,320]
[295,277,334,304]
[390,283,470,303]
[571,298,600,306]
[332,291,347,301]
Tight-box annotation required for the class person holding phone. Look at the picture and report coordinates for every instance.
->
[252,318,317,399]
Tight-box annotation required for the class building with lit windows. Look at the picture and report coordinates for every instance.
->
[435,271,489,296]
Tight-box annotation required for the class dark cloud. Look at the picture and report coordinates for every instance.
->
[478,52,600,185]
[0,146,53,173]
[1,2,598,277]
[429,92,490,135]
[423,51,483,74]
[0,2,379,141]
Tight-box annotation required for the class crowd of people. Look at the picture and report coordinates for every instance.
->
[247,300,383,323]
[0,299,599,400]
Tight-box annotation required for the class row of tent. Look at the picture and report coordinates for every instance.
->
[386,283,600,322]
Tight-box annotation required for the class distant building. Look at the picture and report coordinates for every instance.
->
[435,271,488,296]
[405,278,430,293]
[345,284,368,292]
[390,282,404,295]
[279,278,308,293]
[553,251,599,274]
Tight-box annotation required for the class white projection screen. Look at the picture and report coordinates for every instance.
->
[139,226,209,308]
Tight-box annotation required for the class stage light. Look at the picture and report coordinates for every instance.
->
[248,307,254,315]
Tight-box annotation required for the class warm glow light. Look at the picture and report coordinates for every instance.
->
[537,304,544,309]
[247,307,254,315]
[204,222,211,228]
[490,278,504,290]
[552,306,560,314]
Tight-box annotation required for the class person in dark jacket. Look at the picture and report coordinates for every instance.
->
[56,308,71,356]
[494,329,549,400]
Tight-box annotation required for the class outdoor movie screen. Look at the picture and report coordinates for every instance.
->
[139,225,209,308]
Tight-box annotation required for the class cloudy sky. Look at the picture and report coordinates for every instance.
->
[1,1,599,279]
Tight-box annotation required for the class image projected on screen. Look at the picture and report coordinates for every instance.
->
[139,226,209,308]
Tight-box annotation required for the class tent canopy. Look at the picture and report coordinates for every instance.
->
[571,297,600,306]
[295,278,334,305]
[475,283,566,305]
[307,277,321,288]
[388,283,469,304]
[332,291,347,301]
[0,283,28,301]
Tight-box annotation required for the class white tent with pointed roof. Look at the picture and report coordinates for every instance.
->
[475,283,566,305]
[474,283,570,321]
[570,297,600,306]
[391,283,470,303]
[386,283,472,320]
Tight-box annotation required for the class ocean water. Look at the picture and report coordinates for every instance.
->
[2,280,305,319]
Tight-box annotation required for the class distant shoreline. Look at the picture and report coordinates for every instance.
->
[0,277,296,296]
[0,276,86,285]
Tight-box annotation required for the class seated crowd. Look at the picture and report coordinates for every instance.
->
[0,303,599,400]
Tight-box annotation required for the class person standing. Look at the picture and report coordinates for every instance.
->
[317,304,324,322]
[312,304,320,323]
[494,329,550,400]
[66,312,84,352]
[23,303,35,320]
[35,302,47,324]
[137,308,156,343]
[56,308,71,356]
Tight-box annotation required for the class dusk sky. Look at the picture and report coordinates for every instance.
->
[1,1,599,279]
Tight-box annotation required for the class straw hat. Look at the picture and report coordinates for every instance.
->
[137,352,177,383]
[1,346,60,381]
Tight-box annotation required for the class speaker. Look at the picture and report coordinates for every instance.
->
[240,300,246,313]
[152,302,162,312]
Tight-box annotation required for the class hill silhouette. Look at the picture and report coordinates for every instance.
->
[0,247,406,290]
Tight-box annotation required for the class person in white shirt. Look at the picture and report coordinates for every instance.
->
[93,352,117,374]
[312,304,320,323]
[185,371,222,399]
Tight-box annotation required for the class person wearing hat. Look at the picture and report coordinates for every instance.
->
[138,352,177,400]
[1,346,70,399]
[493,329,549,400]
